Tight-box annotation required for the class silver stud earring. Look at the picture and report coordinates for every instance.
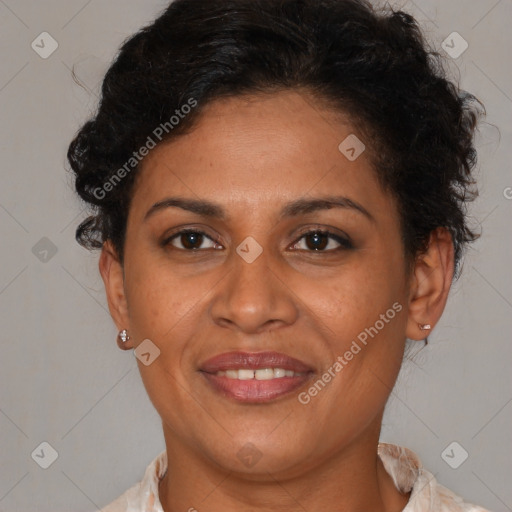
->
[118,329,130,343]
[419,323,431,331]
[117,329,131,350]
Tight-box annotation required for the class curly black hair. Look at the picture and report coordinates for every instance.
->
[67,0,484,279]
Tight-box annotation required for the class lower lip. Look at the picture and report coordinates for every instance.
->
[201,372,313,403]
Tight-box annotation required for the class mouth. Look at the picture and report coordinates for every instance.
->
[199,351,315,403]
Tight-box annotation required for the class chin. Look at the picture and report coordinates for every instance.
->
[200,433,318,479]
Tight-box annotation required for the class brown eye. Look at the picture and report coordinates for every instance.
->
[164,230,221,250]
[292,230,353,252]
[304,232,329,250]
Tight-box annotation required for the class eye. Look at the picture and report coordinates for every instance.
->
[163,230,222,251]
[162,228,352,252]
[291,229,353,252]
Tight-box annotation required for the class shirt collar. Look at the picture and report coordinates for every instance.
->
[130,443,473,512]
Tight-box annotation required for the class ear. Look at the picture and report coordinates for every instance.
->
[98,240,132,348]
[405,227,455,341]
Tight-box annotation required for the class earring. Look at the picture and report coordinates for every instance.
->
[419,323,431,331]
[119,329,130,342]
[117,329,131,349]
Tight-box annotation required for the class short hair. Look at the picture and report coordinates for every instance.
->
[67,0,484,278]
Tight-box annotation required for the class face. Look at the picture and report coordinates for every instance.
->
[103,90,423,478]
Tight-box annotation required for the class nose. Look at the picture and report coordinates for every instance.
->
[209,244,299,334]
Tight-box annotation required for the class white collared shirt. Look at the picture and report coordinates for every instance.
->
[99,443,491,512]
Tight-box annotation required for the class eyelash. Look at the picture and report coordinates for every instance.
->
[161,228,353,253]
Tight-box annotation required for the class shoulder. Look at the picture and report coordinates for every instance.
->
[408,469,492,512]
[97,450,167,512]
[378,443,492,512]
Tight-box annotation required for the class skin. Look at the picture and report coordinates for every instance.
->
[99,89,454,512]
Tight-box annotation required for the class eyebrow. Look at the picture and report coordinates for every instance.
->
[143,195,375,223]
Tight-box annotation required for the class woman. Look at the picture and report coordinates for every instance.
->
[67,0,490,510]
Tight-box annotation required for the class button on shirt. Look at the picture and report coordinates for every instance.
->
[99,443,491,512]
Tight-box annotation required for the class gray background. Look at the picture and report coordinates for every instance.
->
[0,0,511,511]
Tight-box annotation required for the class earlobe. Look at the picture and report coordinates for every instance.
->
[98,241,132,347]
[405,227,455,341]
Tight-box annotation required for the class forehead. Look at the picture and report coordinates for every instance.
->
[129,90,396,223]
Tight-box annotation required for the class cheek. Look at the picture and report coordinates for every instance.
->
[123,262,208,423]
[302,244,408,405]
[124,257,197,343]
[307,252,405,338]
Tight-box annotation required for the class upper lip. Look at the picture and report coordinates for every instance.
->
[199,351,314,374]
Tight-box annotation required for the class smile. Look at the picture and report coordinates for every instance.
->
[214,368,306,379]
[199,351,314,403]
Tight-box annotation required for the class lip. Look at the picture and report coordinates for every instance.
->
[199,351,315,403]
[199,351,314,373]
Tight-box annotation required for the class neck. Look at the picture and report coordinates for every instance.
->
[158,420,409,512]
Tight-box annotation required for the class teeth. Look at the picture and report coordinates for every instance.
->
[238,369,255,380]
[214,368,306,379]
[255,368,274,380]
